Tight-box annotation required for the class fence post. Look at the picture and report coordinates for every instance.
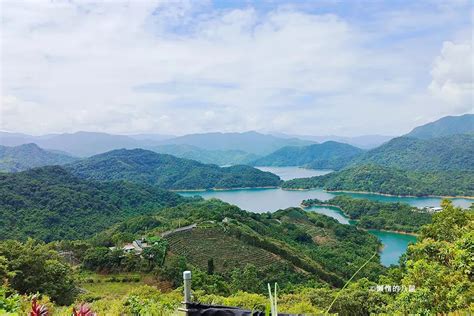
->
[183,270,192,304]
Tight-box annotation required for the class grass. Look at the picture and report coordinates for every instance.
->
[81,282,144,300]
[78,272,149,300]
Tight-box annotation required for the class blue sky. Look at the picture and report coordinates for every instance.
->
[1,0,472,136]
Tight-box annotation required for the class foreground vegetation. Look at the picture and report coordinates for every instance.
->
[283,164,474,197]
[302,196,432,233]
[1,201,471,315]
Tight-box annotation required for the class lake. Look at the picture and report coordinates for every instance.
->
[305,205,417,266]
[256,166,333,180]
[179,166,472,265]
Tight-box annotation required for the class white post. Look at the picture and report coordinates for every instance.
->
[183,270,192,304]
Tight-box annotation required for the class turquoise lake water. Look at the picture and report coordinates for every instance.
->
[179,166,472,266]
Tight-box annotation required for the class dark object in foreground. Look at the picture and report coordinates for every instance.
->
[186,302,301,316]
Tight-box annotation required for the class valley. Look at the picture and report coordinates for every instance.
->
[0,114,472,315]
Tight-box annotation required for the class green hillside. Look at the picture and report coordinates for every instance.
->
[96,199,384,287]
[66,148,281,189]
[150,144,258,165]
[0,166,184,241]
[282,134,474,196]
[165,226,280,273]
[405,114,474,139]
[353,134,474,171]
[251,141,364,170]
[282,164,474,197]
[302,196,432,233]
[0,143,77,172]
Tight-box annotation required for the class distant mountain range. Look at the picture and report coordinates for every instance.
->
[158,131,314,155]
[251,141,364,170]
[0,131,312,162]
[271,133,393,149]
[405,114,473,139]
[0,131,143,157]
[66,148,281,190]
[1,114,472,172]
[0,143,77,172]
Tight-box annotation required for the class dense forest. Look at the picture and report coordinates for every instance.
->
[351,134,474,171]
[0,166,185,241]
[251,141,363,170]
[66,148,282,189]
[283,164,474,197]
[302,196,432,232]
[150,144,259,165]
[404,113,474,139]
[0,201,471,314]
[0,143,76,172]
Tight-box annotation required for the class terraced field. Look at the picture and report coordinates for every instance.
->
[165,226,280,272]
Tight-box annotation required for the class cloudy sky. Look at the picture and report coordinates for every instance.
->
[1,0,472,136]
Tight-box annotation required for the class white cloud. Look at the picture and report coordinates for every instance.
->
[429,41,473,110]
[0,0,472,136]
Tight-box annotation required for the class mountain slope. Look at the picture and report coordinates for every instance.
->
[405,114,474,139]
[160,131,313,155]
[353,134,474,171]
[0,143,77,172]
[66,148,281,189]
[282,164,474,197]
[0,166,184,241]
[150,144,258,165]
[101,199,384,286]
[251,141,364,170]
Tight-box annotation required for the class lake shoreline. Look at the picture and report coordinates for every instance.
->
[367,229,418,237]
[172,186,280,192]
[285,187,474,200]
[302,203,419,236]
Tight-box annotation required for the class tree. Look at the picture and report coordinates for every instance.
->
[207,258,215,275]
[230,264,263,293]
[390,200,473,314]
[142,240,168,271]
[0,240,77,305]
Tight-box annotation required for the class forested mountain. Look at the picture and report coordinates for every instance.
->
[353,134,474,171]
[0,166,184,241]
[150,144,258,165]
[283,164,474,196]
[405,113,474,139]
[66,148,281,189]
[159,131,313,155]
[0,143,77,172]
[251,141,364,170]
